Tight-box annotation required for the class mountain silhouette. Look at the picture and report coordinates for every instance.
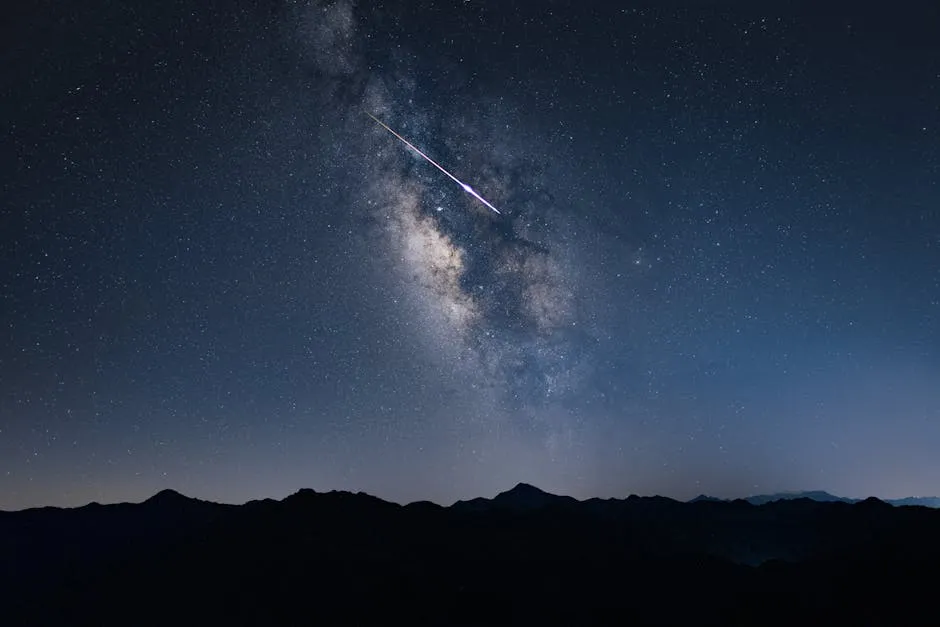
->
[3,484,940,626]
[493,482,579,509]
[142,488,200,506]
[692,490,940,508]
[745,490,852,505]
[888,496,940,507]
[452,482,578,512]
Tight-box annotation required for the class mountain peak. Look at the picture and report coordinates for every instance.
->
[289,488,318,499]
[501,482,547,496]
[144,489,192,505]
[857,496,891,508]
[690,494,724,503]
[491,483,576,511]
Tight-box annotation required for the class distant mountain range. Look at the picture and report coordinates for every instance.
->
[3,483,940,626]
[456,484,940,510]
[690,490,940,508]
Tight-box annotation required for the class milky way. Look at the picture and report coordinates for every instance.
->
[292,0,598,453]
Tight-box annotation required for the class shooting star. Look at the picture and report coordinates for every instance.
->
[366,112,502,215]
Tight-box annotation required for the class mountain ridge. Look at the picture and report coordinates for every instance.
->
[3,482,940,625]
[5,484,938,513]
[696,490,940,508]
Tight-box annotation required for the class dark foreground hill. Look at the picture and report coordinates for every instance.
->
[3,484,940,626]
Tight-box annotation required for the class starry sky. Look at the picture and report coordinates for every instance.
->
[2,0,939,510]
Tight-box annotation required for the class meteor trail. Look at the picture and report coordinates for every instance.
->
[366,112,502,215]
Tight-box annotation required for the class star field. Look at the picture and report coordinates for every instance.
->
[2,0,939,509]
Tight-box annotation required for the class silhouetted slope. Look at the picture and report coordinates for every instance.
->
[3,486,940,625]
[0,491,229,609]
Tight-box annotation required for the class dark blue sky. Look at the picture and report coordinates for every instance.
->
[2,0,938,509]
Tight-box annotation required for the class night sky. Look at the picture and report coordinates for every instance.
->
[3,1,939,510]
